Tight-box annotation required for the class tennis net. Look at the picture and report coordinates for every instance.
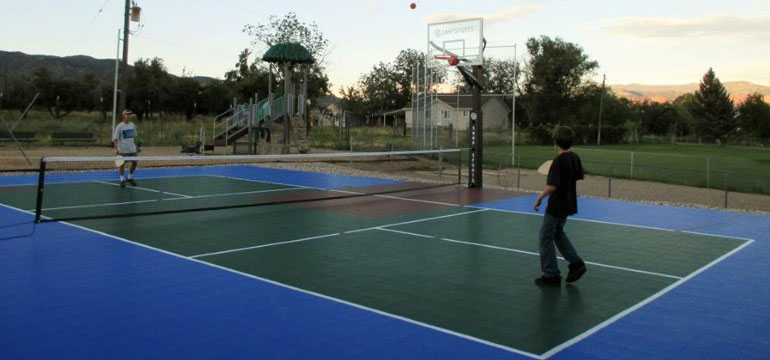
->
[34,149,463,222]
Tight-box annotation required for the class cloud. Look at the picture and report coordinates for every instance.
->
[422,5,540,24]
[603,14,770,40]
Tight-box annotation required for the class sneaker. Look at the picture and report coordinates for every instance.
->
[566,261,587,283]
[127,178,137,186]
[120,180,126,188]
[534,275,561,287]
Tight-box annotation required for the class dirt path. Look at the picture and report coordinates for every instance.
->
[483,167,770,213]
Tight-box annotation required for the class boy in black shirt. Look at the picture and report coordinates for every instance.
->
[533,126,587,286]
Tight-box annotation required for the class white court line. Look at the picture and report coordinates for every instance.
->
[192,209,489,258]
[466,205,680,233]
[94,180,193,199]
[540,238,755,359]
[377,228,435,239]
[208,174,361,195]
[374,194,462,207]
[0,202,541,360]
[343,209,489,234]
[190,233,342,259]
[375,228,683,280]
[682,230,755,242]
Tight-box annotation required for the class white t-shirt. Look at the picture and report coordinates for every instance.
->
[113,121,137,154]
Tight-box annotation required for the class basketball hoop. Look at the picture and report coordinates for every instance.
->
[434,54,459,66]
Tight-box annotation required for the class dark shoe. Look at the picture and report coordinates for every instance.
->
[566,261,587,283]
[534,275,561,287]
[120,180,126,188]
[127,179,137,186]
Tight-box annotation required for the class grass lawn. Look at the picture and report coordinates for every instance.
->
[483,144,770,194]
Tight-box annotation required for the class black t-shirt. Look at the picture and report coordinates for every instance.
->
[546,151,584,218]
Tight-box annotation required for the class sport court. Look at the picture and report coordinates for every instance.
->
[2,154,767,359]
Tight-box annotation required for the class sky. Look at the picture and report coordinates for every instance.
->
[1,0,769,93]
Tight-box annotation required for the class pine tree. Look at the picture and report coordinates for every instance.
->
[690,68,737,142]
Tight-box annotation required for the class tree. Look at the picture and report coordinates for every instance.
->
[737,93,770,138]
[342,49,442,119]
[199,79,234,116]
[242,12,330,99]
[520,36,598,126]
[224,49,270,102]
[635,100,679,136]
[129,58,171,120]
[391,49,428,107]
[168,70,202,120]
[30,67,85,119]
[689,68,737,141]
[455,57,519,95]
[672,93,696,136]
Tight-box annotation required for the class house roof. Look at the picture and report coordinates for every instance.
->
[402,94,510,111]
[314,95,341,108]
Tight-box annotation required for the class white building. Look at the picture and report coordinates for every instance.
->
[404,94,511,130]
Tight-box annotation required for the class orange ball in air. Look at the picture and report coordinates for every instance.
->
[410,3,416,9]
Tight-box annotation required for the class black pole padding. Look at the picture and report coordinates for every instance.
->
[34,159,46,223]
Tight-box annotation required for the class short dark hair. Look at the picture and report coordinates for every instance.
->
[553,126,575,150]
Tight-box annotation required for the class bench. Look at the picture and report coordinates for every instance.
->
[0,132,37,147]
[52,132,95,146]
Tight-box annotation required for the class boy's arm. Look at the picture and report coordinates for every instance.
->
[533,185,557,212]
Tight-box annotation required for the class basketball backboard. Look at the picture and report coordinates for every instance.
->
[427,18,484,68]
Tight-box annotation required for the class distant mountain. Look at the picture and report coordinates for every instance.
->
[610,81,770,104]
[0,50,217,84]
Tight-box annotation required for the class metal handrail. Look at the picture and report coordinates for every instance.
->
[211,95,287,146]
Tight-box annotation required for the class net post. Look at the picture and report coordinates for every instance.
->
[516,154,521,188]
[438,146,443,179]
[457,149,462,184]
[723,172,728,208]
[608,162,613,198]
[34,158,46,223]
[706,157,711,188]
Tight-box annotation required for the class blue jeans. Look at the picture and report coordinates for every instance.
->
[539,213,582,277]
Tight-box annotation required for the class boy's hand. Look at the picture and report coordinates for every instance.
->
[533,198,542,212]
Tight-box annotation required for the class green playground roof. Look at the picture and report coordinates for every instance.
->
[262,43,315,64]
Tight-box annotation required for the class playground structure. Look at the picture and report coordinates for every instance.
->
[211,43,314,154]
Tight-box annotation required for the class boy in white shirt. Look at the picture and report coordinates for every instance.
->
[113,109,139,187]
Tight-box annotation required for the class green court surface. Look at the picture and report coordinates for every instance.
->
[23,181,745,355]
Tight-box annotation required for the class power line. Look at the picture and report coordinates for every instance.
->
[67,0,113,55]
[134,34,233,60]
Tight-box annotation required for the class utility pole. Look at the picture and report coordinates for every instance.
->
[597,74,606,146]
[511,44,516,165]
[118,0,131,114]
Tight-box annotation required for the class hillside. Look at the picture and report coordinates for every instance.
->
[0,50,217,84]
[611,81,770,104]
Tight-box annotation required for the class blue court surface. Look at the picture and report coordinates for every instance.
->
[1,166,769,359]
